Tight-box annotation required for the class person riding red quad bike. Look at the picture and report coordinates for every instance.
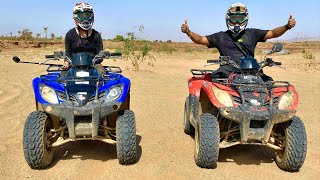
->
[183,43,307,172]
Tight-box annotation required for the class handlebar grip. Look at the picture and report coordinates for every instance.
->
[274,62,282,65]
[207,60,220,63]
[45,55,55,59]
[110,52,122,57]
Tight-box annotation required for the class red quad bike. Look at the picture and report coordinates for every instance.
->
[184,43,307,172]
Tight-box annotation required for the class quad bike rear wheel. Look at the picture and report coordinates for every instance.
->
[275,116,307,172]
[194,113,220,168]
[23,111,55,169]
[184,96,195,135]
[116,110,137,165]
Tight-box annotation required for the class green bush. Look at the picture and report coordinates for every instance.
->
[120,26,156,71]
[113,35,125,41]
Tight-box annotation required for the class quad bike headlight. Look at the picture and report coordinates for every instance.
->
[105,86,123,103]
[278,91,294,110]
[40,85,59,104]
[212,86,234,107]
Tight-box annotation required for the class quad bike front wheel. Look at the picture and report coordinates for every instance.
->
[184,96,195,135]
[194,113,220,168]
[116,110,137,165]
[275,116,307,172]
[23,111,56,169]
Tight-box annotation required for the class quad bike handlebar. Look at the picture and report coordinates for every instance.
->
[259,58,282,69]
[12,56,62,67]
[205,43,283,71]
[47,51,123,63]
[12,51,122,73]
[13,51,122,65]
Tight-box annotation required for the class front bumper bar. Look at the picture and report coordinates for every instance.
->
[42,100,121,139]
[218,106,296,143]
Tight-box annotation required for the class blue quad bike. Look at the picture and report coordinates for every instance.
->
[13,51,137,169]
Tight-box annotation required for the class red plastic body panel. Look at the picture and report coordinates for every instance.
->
[188,74,299,110]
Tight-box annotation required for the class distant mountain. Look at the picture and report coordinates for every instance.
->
[280,36,320,42]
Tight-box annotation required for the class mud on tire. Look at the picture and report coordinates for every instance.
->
[194,113,220,168]
[23,111,55,169]
[116,110,137,165]
[184,96,195,135]
[275,116,307,172]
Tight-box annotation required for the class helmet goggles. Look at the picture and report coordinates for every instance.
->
[228,13,247,24]
[75,12,93,21]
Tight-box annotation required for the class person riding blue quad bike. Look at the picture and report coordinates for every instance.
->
[13,50,137,169]
[13,2,137,169]
[62,2,105,75]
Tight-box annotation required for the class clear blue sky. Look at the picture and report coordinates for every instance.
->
[2,0,320,41]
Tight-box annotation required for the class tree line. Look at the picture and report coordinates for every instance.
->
[0,27,62,41]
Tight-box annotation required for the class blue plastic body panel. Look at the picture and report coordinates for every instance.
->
[33,70,131,105]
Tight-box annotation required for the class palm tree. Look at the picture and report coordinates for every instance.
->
[9,32,13,37]
[18,31,21,37]
[36,33,41,39]
[44,27,48,39]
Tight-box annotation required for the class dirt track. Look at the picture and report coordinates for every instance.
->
[0,47,319,179]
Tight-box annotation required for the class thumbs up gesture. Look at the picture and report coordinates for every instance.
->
[286,13,296,29]
[181,18,190,34]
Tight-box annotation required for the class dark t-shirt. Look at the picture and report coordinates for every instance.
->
[65,28,103,59]
[206,28,268,63]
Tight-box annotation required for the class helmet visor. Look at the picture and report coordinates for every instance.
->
[75,12,93,21]
[229,14,247,24]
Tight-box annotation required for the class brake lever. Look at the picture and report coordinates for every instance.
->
[273,65,286,70]
[39,58,57,65]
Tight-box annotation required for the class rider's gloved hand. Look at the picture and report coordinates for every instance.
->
[265,58,274,67]
[181,18,190,34]
[286,13,296,30]
[94,57,103,64]
[61,61,70,70]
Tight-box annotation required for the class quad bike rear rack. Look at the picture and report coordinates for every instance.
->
[190,69,213,76]
[211,80,291,89]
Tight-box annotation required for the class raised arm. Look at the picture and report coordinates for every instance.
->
[263,13,296,41]
[181,19,209,46]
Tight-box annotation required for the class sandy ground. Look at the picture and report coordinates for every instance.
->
[0,47,319,179]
